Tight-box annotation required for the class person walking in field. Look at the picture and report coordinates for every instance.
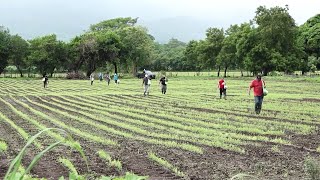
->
[43,75,49,88]
[105,72,111,86]
[90,73,94,85]
[113,73,119,84]
[159,76,167,94]
[99,72,103,82]
[248,74,266,114]
[142,74,151,96]
[218,78,227,99]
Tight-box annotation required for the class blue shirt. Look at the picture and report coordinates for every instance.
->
[114,74,118,80]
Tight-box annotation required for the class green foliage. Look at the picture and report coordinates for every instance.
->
[202,28,224,70]
[299,14,320,62]
[0,26,11,74]
[148,152,185,177]
[4,128,73,180]
[150,39,186,71]
[90,17,138,31]
[304,156,320,180]
[9,34,29,77]
[245,5,302,75]
[183,40,200,71]
[271,145,280,153]
[94,30,122,75]
[118,26,154,75]
[0,140,8,153]
[59,158,83,179]
[28,34,67,76]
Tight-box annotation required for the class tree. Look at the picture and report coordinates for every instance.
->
[90,17,142,74]
[64,36,82,73]
[9,35,29,77]
[0,26,11,74]
[244,6,300,75]
[95,30,122,75]
[183,40,200,71]
[298,14,320,73]
[217,25,239,77]
[235,23,254,76]
[28,34,67,76]
[203,28,224,76]
[76,33,99,77]
[118,26,154,75]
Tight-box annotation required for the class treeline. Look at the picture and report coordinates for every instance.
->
[0,6,319,77]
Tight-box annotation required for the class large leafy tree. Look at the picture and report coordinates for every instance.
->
[183,40,200,71]
[247,5,300,75]
[9,35,29,77]
[77,33,99,76]
[95,31,122,75]
[28,34,67,76]
[298,14,320,73]
[118,26,154,75]
[202,28,224,76]
[90,17,140,74]
[235,23,254,76]
[217,25,239,77]
[64,36,82,73]
[0,26,11,74]
[299,14,320,58]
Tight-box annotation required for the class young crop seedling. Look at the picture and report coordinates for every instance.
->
[97,150,122,171]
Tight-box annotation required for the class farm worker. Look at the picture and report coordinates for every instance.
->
[159,76,167,94]
[248,74,266,114]
[142,74,151,96]
[218,78,227,99]
[43,75,49,88]
[99,72,103,81]
[90,73,94,85]
[114,73,119,84]
[105,72,111,86]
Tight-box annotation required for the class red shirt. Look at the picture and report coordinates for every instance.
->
[218,79,225,89]
[250,79,265,96]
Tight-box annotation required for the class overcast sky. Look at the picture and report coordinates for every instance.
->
[0,0,319,42]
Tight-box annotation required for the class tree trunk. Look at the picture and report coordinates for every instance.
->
[240,69,244,77]
[132,63,137,77]
[224,66,228,77]
[262,69,269,76]
[17,66,23,77]
[113,62,118,74]
[217,66,221,77]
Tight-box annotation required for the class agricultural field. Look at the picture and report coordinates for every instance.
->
[0,76,320,179]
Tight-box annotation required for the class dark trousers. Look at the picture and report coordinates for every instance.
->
[219,88,226,99]
[44,81,48,88]
[254,96,264,114]
[161,85,167,94]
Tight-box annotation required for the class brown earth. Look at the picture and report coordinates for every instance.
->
[1,96,320,180]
